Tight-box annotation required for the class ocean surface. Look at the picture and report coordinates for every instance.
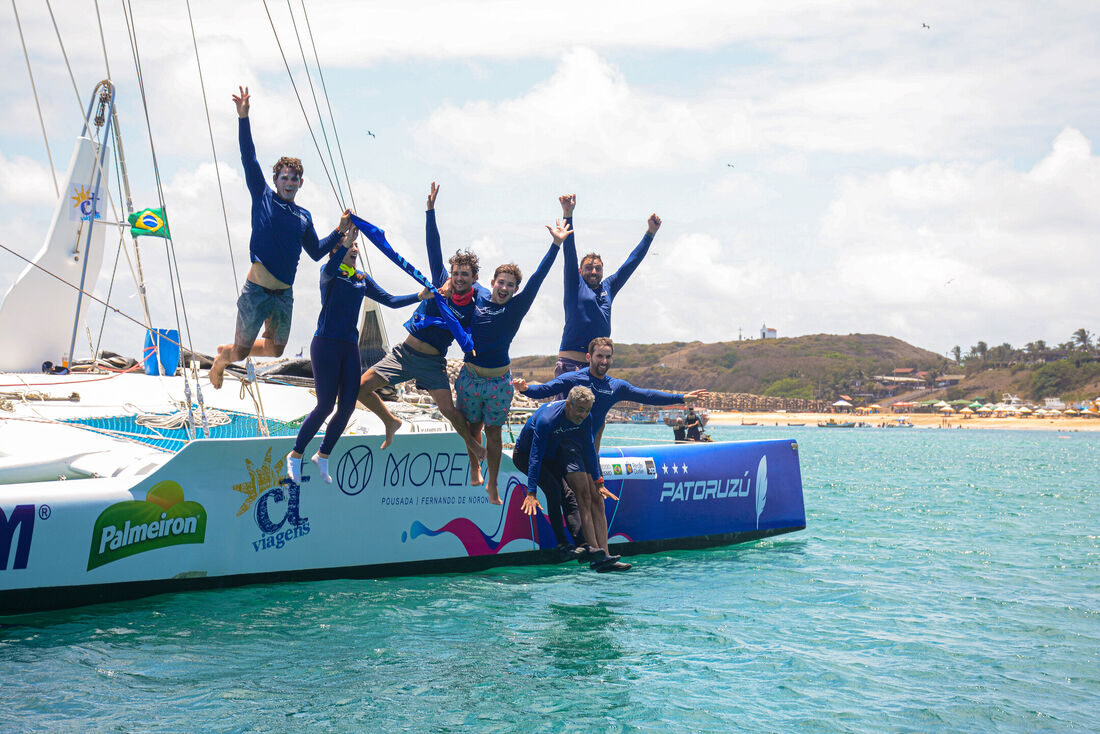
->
[2,424,1098,732]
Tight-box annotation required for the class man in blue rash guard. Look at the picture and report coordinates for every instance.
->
[210,86,351,389]
[286,232,425,485]
[514,336,709,452]
[554,193,661,395]
[454,219,569,505]
[356,183,488,475]
[512,387,631,572]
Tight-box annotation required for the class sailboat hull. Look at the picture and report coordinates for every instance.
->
[0,433,804,615]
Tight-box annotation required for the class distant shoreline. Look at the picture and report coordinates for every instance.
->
[704,410,1100,432]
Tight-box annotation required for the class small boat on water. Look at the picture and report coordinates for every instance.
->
[817,420,856,428]
[0,77,806,616]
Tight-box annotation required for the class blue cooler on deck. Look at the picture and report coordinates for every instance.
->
[143,328,180,376]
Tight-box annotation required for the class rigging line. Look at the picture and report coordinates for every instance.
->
[0,241,182,350]
[184,0,240,296]
[120,0,195,357]
[261,0,343,209]
[94,229,126,361]
[284,0,344,206]
[300,0,368,269]
[12,0,59,197]
[93,0,112,80]
[45,0,85,116]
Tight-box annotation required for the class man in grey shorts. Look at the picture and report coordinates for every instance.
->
[356,183,488,476]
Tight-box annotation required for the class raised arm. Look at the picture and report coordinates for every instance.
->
[425,182,446,286]
[509,222,568,314]
[234,86,267,200]
[616,381,706,408]
[356,276,422,309]
[560,194,579,306]
[305,210,351,262]
[604,213,660,298]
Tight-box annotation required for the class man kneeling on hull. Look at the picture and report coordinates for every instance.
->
[512,386,631,572]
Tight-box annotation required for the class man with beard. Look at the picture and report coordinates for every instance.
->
[514,337,709,452]
[554,194,661,395]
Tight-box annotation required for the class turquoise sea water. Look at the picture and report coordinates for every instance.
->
[3,425,1098,732]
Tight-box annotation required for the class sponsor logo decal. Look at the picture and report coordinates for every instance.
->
[69,184,103,222]
[599,457,657,479]
[232,448,310,553]
[1,504,37,571]
[336,445,374,496]
[657,454,769,508]
[88,482,207,570]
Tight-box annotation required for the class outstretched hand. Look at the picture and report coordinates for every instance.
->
[512,377,529,392]
[338,209,353,233]
[341,224,359,244]
[546,219,573,246]
[521,493,543,516]
[647,213,662,235]
[233,86,250,118]
[427,182,440,210]
[684,389,710,403]
[559,193,576,217]
[436,278,453,299]
[598,486,619,501]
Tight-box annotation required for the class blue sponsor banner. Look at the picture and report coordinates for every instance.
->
[598,439,804,543]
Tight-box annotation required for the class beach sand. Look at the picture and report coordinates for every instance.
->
[705,410,1100,432]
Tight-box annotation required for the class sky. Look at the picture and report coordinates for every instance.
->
[2,0,1099,365]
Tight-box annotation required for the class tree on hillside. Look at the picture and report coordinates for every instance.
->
[951,345,962,364]
[1073,328,1093,352]
[976,341,988,361]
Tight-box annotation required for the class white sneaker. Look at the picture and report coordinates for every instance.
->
[286,453,302,483]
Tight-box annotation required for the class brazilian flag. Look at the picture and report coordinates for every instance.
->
[128,207,170,239]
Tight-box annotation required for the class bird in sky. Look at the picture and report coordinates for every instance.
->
[727,163,735,168]
[922,23,930,29]
[944,278,955,286]
[367,130,376,138]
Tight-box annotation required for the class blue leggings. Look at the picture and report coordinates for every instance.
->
[293,336,361,455]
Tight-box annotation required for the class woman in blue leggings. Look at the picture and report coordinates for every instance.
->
[288,228,423,483]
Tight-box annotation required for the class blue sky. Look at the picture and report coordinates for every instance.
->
[2,1,1099,364]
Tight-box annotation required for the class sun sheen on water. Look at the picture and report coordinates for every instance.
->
[2,424,1098,733]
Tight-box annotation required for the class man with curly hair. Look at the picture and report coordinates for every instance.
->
[210,86,352,389]
[357,183,488,474]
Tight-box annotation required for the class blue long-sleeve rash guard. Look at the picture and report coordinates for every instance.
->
[558,216,654,353]
[466,243,559,369]
[514,401,602,494]
[315,246,421,343]
[239,118,341,286]
[523,367,684,430]
[403,209,487,353]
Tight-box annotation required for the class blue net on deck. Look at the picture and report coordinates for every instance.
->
[62,410,304,452]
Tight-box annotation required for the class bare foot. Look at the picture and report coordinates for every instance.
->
[486,483,502,505]
[469,459,484,486]
[467,439,487,464]
[208,347,232,389]
[381,417,402,450]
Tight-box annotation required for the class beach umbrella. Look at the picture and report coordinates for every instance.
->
[1064,408,1078,416]
[938,405,954,413]
[1018,407,1032,415]
[959,407,974,414]
[934,400,950,408]
[832,399,852,407]
[968,401,983,409]
[978,406,993,414]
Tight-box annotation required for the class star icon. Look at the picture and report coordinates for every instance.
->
[681,462,688,473]
[671,464,679,474]
[662,463,669,474]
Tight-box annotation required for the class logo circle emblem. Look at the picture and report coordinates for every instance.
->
[336,445,374,496]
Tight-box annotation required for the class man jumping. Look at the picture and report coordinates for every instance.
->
[356,183,487,476]
[456,220,567,504]
[555,193,660,391]
[210,86,351,389]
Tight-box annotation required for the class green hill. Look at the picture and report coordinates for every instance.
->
[511,333,948,400]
